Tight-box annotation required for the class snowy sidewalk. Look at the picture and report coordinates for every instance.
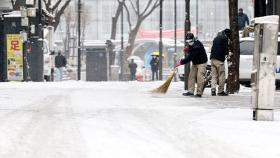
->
[0,81,279,158]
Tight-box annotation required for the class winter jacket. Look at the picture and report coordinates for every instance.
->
[129,62,137,74]
[180,40,208,65]
[210,33,229,62]
[55,55,67,68]
[150,58,159,71]
[238,13,249,30]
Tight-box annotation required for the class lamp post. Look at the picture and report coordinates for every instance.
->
[77,0,81,80]
[120,0,125,81]
[174,0,177,81]
[159,0,163,80]
[196,0,198,38]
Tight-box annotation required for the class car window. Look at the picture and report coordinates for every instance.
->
[240,40,280,55]
[240,41,254,55]
[277,43,280,55]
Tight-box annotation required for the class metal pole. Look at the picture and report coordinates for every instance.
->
[196,0,198,38]
[77,0,81,80]
[38,0,42,25]
[120,0,124,81]
[159,0,163,80]
[174,0,177,81]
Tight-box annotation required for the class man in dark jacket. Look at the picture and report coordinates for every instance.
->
[128,59,137,81]
[150,55,159,80]
[238,8,249,30]
[176,32,208,97]
[55,51,67,81]
[210,29,231,96]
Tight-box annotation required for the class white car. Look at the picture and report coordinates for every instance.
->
[239,37,280,87]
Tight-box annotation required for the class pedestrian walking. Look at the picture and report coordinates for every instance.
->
[150,55,159,81]
[238,8,249,30]
[55,51,67,81]
[175,32,208,97]
[128,59,137,81]
[210,29,231,96]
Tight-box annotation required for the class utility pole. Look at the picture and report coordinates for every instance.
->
[159,0,163,80]
[174,0,177,81]
[120,0,125,81]
[184,0,191,90]
[77,0,81,80]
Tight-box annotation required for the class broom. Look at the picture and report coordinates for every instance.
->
[152,68,177,94]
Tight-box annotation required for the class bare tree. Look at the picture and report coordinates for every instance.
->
[124,0,161,57]
[110,0,125,40]
[42,0,71,30]
[11,0,71,31]
[119,0,162,79]
[227,0,240,93]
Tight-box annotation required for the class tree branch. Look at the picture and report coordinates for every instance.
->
[53,0,71,30]
[128,0,139,16]
[141,0,153,16]
[142,0,160,20]
[52,0,63,13]
[124,2,133,31]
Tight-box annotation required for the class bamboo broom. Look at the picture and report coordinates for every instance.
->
[152,68,177,94]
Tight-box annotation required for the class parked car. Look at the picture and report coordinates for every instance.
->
[239,37,280,87]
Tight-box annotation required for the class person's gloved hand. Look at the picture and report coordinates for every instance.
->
[183,47,190,53]
[175,60,182,67]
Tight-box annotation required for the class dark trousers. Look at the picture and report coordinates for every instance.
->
[152,70,158,80]
[130,73,136,81]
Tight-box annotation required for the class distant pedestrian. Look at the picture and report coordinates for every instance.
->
[55,51,67,81]
[210,29,231,96]
[128,59,137,81]
[150,55,159,80]
[175,32,208,98]
[238,8,249,30]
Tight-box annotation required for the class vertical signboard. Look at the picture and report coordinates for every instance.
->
[6,34,23,81]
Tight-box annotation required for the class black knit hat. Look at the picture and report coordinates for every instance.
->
[186,32,194,40]
[223,29,231,38]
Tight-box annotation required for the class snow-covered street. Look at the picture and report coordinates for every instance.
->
[0,81,280,158]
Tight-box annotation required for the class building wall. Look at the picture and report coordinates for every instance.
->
[82,0,253,41]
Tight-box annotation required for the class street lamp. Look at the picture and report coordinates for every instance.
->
[77,0,81,80]
[159,0,163,80]
[120,0,125,81]
[174,0,177,81]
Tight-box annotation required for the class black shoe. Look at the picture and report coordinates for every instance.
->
[193,94,202,98]
[211,90,216,96]
[182,92,194,96]
[218,91,228,96]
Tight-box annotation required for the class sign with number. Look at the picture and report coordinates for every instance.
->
[7,34,23,81]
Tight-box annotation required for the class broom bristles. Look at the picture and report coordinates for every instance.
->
[152,69,176,94]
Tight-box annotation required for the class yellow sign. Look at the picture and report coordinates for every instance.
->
[7,34,23,81]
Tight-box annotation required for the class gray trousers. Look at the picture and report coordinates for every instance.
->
[211,59,226,93]
[187,63,207,95]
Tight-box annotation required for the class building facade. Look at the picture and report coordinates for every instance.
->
[80,0,254,41]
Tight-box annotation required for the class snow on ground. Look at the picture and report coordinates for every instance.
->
[0,81,280,158]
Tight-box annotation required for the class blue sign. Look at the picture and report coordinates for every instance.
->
[276,67,280,73]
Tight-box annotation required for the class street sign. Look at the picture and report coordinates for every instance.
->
[6,34,23,81]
